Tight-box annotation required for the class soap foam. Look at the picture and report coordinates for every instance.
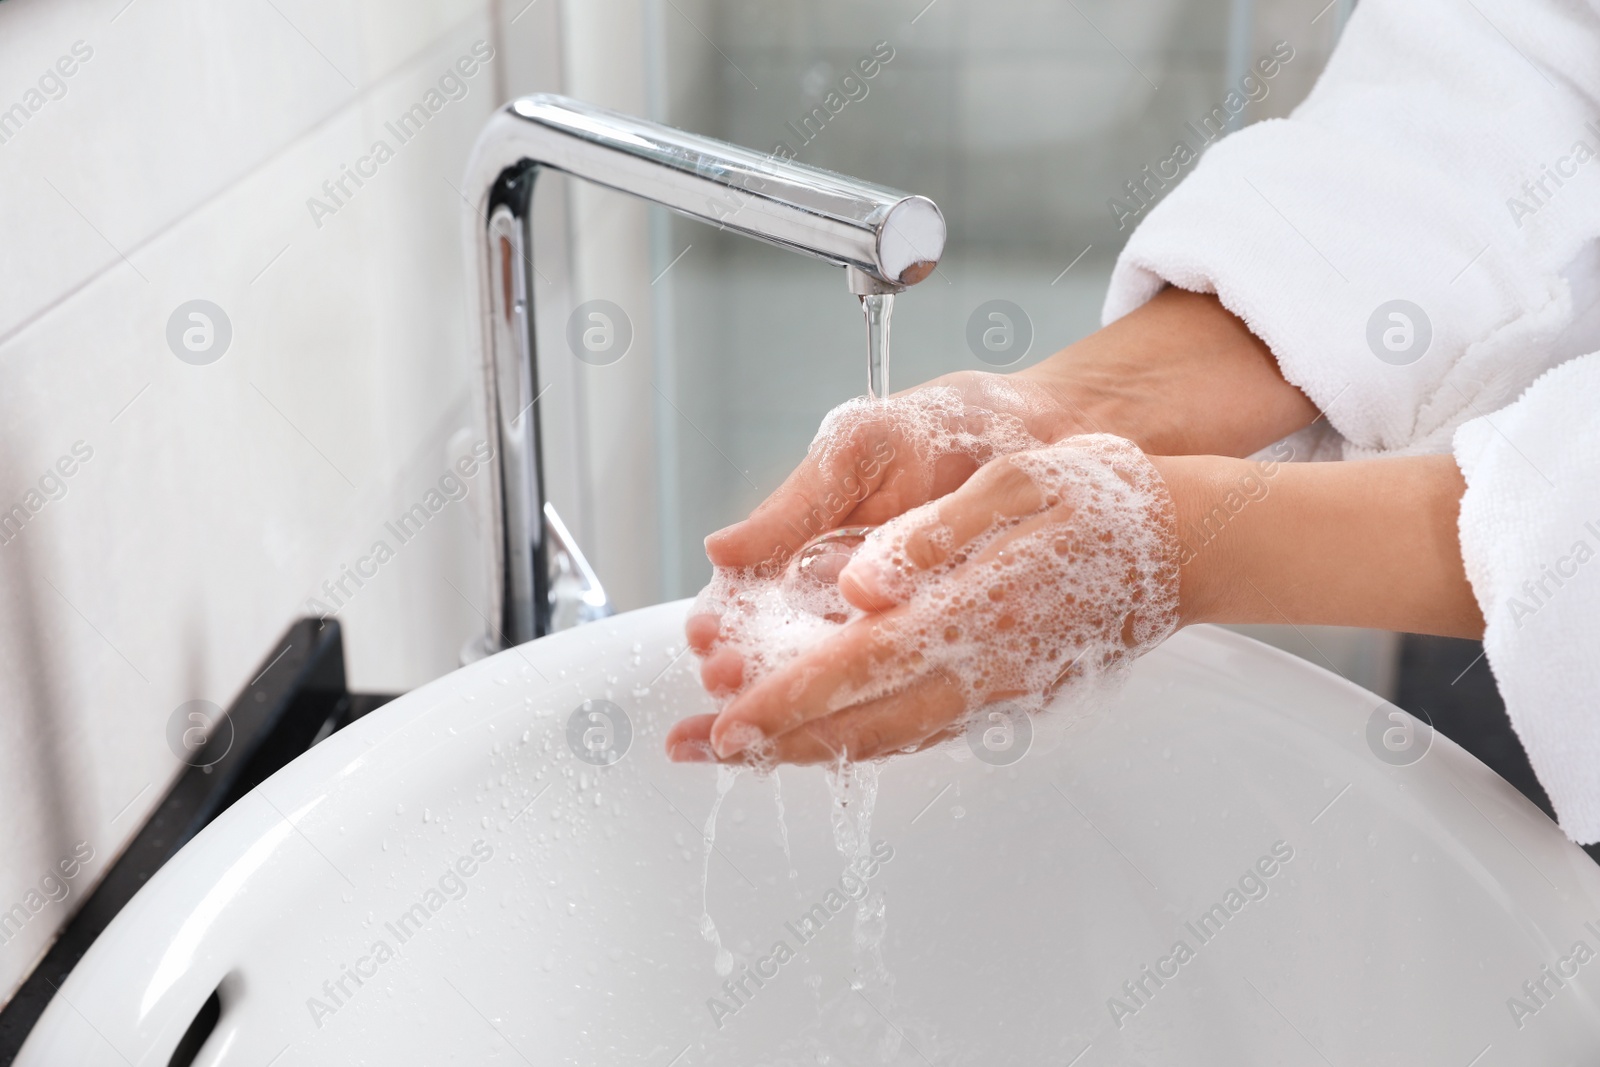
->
[694,428,1179,748]
[695,386,1051,719]
[810,385,1046,507]
[839,433,1181,719]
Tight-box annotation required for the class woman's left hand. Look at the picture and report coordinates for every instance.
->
[666,436,1182,765]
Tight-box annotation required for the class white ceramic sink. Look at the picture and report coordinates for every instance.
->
[19,601,1600,1064]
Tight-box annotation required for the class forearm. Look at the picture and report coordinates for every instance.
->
[1154,452,1483,639]
[1016,288,1320,458]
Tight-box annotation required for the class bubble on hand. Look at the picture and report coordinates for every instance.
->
[783,526,875,622]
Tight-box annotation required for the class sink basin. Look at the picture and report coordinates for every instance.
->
[19,601,1600,1064]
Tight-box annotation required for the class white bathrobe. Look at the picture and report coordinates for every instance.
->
[1103,0,1600,840]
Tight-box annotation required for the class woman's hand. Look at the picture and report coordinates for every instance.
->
[688,372,1074,699]
[668,436,1182,765]
[701,371,1075,573]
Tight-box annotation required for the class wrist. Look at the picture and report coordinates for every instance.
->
[1015,288,1318,457]
[1147,453,1252,628]
[1014,356,1140,448]
[1149,452,1482,639]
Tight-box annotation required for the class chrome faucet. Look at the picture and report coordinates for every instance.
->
[460,93,946,657]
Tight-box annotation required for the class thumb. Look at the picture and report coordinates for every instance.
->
[705,440,889,569]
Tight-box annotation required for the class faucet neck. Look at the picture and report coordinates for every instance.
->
[462,94,945,655]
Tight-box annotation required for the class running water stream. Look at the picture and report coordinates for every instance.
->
[861,292,895,400]
[682,308,1180,1056]
[699,764,740,976]
[824,759,890,991]
[698,761,892,1010]
[692,282,894,985]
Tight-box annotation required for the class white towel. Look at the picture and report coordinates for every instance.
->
[1102,0,1600,838]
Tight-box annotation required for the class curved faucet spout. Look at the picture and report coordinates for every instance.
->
[461,93,947,656]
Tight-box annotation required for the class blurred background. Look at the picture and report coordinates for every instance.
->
[18,0,1530,1011]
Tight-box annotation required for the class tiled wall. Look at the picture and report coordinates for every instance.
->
[0,0,566,1005]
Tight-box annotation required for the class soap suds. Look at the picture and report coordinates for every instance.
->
[810,385,1045,498]
[694,427,1179,741]
[697,386,1050,707]
[836,434,1180,718]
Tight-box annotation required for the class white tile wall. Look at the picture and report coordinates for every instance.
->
[0,0,559,1006]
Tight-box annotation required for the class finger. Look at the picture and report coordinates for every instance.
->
[704,424,892,571]
[669,675,964,765]
[839,455,1055,611]
[685,613,721,655]
[843,450,980,526]
[665,714,719,762]
[699,647,744,697]
[908,723,963,753]
[709,607,928,758]
[764,672,965,764]
[921,504,1109,708]
[954,502,1073,663]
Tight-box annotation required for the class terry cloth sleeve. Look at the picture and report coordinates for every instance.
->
[1455,354,1600,843]
[1102,0,1600,459]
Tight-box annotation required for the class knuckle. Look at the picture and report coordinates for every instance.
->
[977,455,1038,505]
[977,452,1022,485]
[904,528,947,571]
